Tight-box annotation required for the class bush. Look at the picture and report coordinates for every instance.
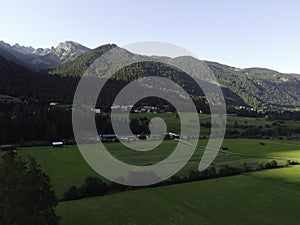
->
[169,175,182,184]
[219,165,241,176]
[63,177,109,201]
[82,176,109,197]
[264,160,278,169]
[286,160,300,165]
[63,186,82,200]
[263,129,275,137]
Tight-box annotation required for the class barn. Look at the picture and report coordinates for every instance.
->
[100,134,118,142]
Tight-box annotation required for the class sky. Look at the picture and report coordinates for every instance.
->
[1,0,300,73]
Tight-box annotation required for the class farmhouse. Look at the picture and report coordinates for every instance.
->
[134,106,158,113]
[111,105,133,112]
[147,134,163,140]
[120,136,139,142]
[91,108,101,114]
[100,134,118,142]
[165,132,180,140]
[49,102,58,106]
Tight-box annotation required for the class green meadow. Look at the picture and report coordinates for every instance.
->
[56,166,300,225]
[7,114,300,225]
[0,132,296,225]
[15,138,300,198]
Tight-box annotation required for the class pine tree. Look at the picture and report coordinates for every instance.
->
[0,153,59,225]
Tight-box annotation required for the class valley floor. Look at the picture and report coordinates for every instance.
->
[57,166,300,225]
[8,138,300,224]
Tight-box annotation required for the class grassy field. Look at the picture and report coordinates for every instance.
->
[215,139,300,168]
[14,138,300,198]
[248,165,300,188]
[2,113,299,224]
[16,145,102,198]
[128,113,300,137]
[6,136,300,224]
[56,166,300,225]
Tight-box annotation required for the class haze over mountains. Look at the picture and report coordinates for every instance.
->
[0,40,300,110]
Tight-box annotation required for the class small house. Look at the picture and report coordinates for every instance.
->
[147,135,163,140]
[120,136,139,142]
[91,108,101,114]
[100,134,118,142]
[52,141,64,147]
[165,132,180,140]
[49,102,58,106]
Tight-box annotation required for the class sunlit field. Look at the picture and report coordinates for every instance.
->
[56,166,300,225]
[13,138,300,198]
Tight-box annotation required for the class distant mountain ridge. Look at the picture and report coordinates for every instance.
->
[1,40,300,110]
[0,40,90,70]
[49,45,300,109]
[205,61,300,109]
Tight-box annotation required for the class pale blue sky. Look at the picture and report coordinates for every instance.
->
[1,0,300,73]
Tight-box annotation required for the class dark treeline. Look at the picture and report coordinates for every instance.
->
[227,106,264,117]
[62,165,240,201]
[0,104,73,145]
[269,111,300,120]
[227,106,300,120]
[2,102,300,145]
[225,122,300,139]
[0,104,154,145]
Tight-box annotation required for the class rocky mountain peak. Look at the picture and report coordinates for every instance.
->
[0,40,90,70]
[12,43,35,54]
[53,41,90,62]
